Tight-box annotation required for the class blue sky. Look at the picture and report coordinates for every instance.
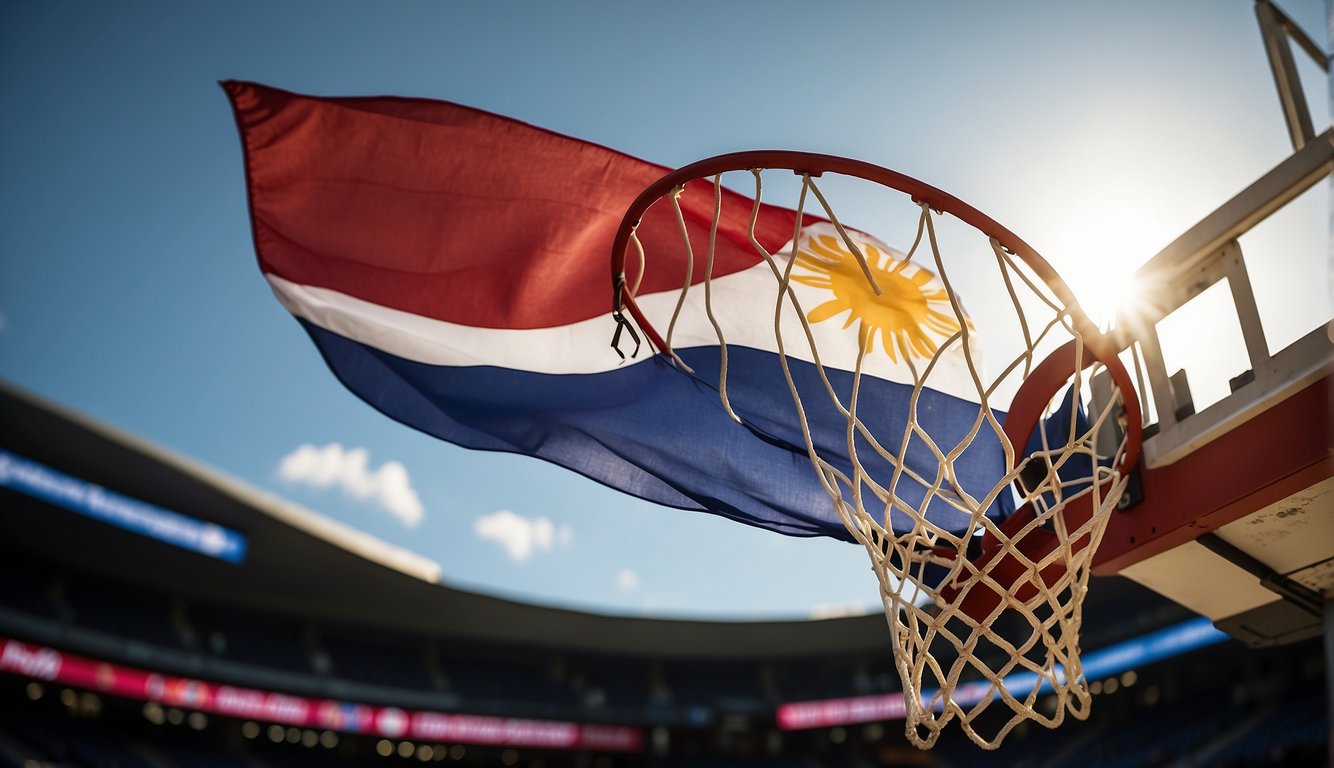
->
[1,1,1327,619]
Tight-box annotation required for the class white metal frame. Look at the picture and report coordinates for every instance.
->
[1112,0,1331,469]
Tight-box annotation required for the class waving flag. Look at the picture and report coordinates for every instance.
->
[225,81,1009,541]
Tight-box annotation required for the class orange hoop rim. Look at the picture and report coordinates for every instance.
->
[1003,336,1143,484]
[939,336,1143,622]
[609,150,1098,356]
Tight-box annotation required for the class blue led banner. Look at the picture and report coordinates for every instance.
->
[948,616,1230,706]
[0,449,247,563]
[779,617,1231,728]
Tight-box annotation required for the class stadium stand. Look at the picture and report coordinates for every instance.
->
[567,653,653,716]
[319,626,439,693]
[65,575,183,651]
[0,382,1327,766]
[187,600,315,673]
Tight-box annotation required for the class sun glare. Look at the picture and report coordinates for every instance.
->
[1066,268,1138,330]
[792,234,963,363]
[1044,204,1167,331]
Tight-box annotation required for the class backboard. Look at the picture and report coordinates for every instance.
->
[1088,0,1332,648]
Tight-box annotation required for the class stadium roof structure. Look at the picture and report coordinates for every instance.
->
[1,380,897,659]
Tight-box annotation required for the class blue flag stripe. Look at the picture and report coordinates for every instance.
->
[301,321,1011,540]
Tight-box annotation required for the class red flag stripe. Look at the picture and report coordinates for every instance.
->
[225,81,802,330]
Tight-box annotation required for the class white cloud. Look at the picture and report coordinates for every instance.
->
[277,443,424,528]
[616,569,639,592]
[473,510,571,562]
[808,602,876,620]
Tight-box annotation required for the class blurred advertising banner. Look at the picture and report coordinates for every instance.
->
[0,636,642,752]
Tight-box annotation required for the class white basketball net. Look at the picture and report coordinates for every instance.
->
[621,168,1137,750]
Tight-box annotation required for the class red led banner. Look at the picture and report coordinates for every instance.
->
[0,636,641,752]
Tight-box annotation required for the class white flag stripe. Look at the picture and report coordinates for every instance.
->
[267,223,984,403]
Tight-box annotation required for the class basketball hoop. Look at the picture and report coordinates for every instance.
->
[610,151,1142,750]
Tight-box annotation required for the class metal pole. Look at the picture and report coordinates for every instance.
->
[1255,0,1316,149]
[1321,0,1330,760]
[1326,597,1334,768]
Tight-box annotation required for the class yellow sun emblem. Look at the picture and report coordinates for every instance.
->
[792,233,964,363]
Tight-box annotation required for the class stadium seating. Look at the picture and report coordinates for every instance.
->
[186,601,314,673]
[320,628,438,692]
[0,539,1326,766]
[65,576,183,650]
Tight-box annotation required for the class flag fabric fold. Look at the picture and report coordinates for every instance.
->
[225,81,1011,542]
